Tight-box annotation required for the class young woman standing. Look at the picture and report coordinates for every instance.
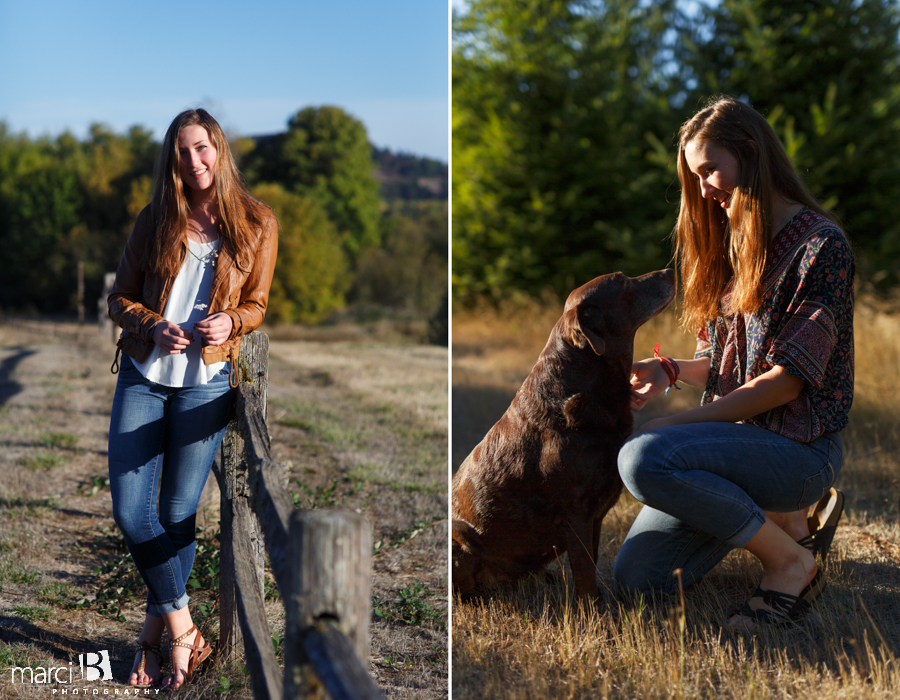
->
[108,108,277,686]
[614,96,852,628]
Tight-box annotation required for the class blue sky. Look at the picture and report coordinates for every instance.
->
[0,0,449,161]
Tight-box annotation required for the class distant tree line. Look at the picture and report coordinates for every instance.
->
[0,105,447,332]
[372,147,449,200]
[453,0,900,303]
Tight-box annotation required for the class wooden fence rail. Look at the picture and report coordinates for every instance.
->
[213,331,385,700]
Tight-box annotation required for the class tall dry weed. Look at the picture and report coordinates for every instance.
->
[452,294,900,699]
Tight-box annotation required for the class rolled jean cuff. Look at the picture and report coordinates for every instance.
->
[728,508,766,549]
[147,592,190,617]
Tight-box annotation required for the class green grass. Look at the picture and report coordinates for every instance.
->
[43,382,75,398]
[12,604,52,622]
[0,643,37,672]
[374,580,446,628]
[36,579,80,607]
[79,474,110,496]
[374,516,445,553]
[273,399,366,447]
[0,496,59,518]
[290,478,368,510]
[37,431,78,449]
[18,453,64,471]
[0,561,42,585]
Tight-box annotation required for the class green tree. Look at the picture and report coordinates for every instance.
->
[353,201,448,316]
[72,124,158,302]
[243,106,381,263]
[252,183,349,324]
[688,0,900,280]
[0,125,82,311]
[453,0,688,303]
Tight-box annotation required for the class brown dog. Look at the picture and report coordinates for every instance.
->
[452,269,676,599]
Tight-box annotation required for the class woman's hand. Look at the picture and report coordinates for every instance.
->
[629,358,672,411]
[194,312,233,347]
[152,321,194,355]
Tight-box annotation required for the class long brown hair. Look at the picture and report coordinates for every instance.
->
[675,96,832,331]
[147,108,271,276]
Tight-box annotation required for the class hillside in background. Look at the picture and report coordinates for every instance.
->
[243,136,448,201]
[371,147,448,200]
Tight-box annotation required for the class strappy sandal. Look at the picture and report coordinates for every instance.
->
[165,624,211,690]
[734,569,826,627]
[798,488,844,562]
[131,641,165,688]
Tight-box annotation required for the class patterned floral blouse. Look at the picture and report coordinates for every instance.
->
[694,208,855,443]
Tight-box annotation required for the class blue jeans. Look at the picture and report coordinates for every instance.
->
[108,356,234,616]
[614,422,842,594]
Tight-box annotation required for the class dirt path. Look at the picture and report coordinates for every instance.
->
[0,319,448,698]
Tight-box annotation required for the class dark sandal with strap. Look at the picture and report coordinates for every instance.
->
[797,489,844,562]
[166,624,212,690]
[132,641,165,688]
[735,569,826,627]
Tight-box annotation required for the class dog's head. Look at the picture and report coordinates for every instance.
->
[559,269,676,367]
[452,519,518,598]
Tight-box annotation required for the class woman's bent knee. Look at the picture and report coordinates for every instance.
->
[111,506,145,543]
[618,430,669,501]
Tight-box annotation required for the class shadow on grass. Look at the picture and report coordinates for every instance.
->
[0,348,37,406]
[451,383,516,473]
[0,616,135,682]
[0,497,109,520]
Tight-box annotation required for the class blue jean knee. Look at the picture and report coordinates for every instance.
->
[614,422,842,594]
[108,356,234,615]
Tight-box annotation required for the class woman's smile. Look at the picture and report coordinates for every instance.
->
[178,124,217,194]
[684,139,740,217]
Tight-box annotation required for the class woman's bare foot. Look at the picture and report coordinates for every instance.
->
[128,614,164,686]
[727,517,818,630]
[157,607,200,690]
[129,644,163,686]
[163,629,205,690]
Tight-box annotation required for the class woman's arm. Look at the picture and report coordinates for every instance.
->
[108,208,167,342]
[220,211,278,339]
[636,364,805,433]
[630,356,710,410]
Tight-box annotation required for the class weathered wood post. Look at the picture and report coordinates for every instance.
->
[284,510,384,700]
[217,331,269,659]
[100,272,118,342]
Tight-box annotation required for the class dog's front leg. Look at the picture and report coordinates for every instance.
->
[565,518,600,599]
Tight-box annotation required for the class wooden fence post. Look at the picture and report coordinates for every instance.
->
[217,331,269,660]
[211,330,384,699]
[100,272,117,342]
[284,510,383,700]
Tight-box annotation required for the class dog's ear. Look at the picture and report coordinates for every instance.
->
[452,519,484,555]
[562,307,605,356]
[452,520,483,597]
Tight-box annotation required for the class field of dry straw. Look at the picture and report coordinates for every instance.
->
[452,293,900,699]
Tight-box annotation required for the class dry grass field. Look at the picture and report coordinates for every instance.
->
[452,293,900,699]
[0,318,447,698]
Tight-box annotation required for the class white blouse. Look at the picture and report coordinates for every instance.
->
[132,238,227,387]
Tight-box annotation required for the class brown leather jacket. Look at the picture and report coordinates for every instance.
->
[108,204,278,387]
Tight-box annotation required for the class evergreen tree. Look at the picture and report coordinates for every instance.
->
[689,0,900,279]
[453,0,689,303]
[0,125,83,311]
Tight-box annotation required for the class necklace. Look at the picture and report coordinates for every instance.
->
[188,236,221,268]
